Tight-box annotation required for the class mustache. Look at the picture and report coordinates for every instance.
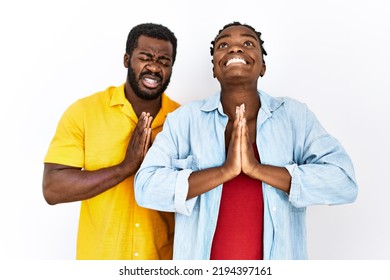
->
[140,71,162,80]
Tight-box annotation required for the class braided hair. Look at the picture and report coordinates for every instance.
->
[210,21,267,63]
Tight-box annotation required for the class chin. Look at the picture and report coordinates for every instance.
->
[136,90,163,100]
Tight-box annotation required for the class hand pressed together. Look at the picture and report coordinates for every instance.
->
[224,104,259,180]
[121,112,153,176]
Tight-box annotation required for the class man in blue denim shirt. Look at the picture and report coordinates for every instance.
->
[134,22,358,259]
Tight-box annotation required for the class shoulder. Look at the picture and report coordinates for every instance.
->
[259,90,318,126]
[80,86,114,104]
[278,96,322,130]
[162,93,181,111]
[168,97,209,118]
[282,96,309,113]
[61,86,114,119]
[68,86,112,106]
[260,90,309,114]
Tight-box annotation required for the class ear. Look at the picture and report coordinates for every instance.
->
[123,53,130,68]
[210,59,217,78]
[259,63,266,77]
[212,66,216,78]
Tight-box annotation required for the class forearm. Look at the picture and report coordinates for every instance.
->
[187,165,236,199]
[248,163,292,193]
[43,163,132,204]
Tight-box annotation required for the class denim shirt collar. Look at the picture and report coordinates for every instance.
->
[200,90,285,116]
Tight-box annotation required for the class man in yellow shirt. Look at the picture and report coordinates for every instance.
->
[42,23,180,259]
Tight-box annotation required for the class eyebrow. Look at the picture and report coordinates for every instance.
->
[215,32,258,43]
[139,51,172,61]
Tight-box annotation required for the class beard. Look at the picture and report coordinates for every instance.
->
[127,64,171,100]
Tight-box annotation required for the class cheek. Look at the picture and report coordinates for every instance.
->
[130,61,144,74]
[163,68,173,78]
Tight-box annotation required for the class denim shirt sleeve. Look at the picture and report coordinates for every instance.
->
[283,101,358,208]
[134,112,198,216]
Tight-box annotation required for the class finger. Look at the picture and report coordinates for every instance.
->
[240,103,245,121]
[141,112,149,129]
[240,118,251,150]
[143,128,152,157]
[135,112,147,134]
[226,109,242,175]
[135,112,152,140]
[146,115,153,129]
[129,113,147,149]
[231,106,241,144]
[142,115,153,156]
[233,105,240,125]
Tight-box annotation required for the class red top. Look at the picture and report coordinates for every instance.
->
[210,144,264,260]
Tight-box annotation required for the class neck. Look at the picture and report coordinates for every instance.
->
[125,82,162,118]
[221,87,260,120]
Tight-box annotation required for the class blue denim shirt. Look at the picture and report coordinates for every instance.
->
[134,90,358,260]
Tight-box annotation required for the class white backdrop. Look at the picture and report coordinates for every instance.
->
[1,0,389,260]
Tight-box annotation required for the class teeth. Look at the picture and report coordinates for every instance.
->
[144,78,157,84]
[226,57,247,66]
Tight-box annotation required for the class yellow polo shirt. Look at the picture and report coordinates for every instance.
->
[44,84,180,259]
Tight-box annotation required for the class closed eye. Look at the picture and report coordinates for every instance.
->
[138,54,172,67]
[158,56,172,67]
[138,54,152,61]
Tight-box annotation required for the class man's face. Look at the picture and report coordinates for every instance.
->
[212,25,265,84]
[125,35,173,100]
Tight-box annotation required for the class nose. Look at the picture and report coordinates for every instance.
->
[145,61,161,73]
[228,44,243,53]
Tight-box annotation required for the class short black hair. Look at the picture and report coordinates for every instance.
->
[210,21,267,62]
[126,23,177,65]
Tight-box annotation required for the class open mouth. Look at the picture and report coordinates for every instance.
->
[141,74,161,89]
[225,57,247,66]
